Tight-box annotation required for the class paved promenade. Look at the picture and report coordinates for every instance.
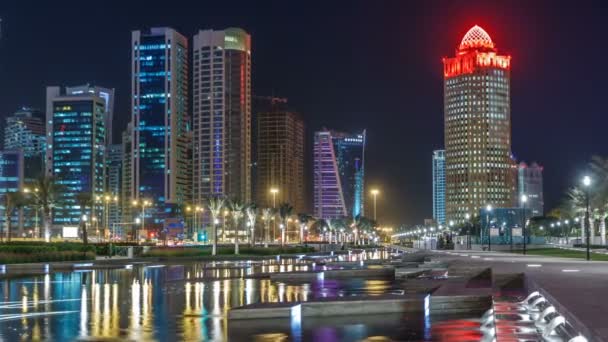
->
[430,249,608,341]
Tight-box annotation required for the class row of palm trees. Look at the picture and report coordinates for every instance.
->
[553,156,608,243]
[2,176,380,250]
[2,177,61,243]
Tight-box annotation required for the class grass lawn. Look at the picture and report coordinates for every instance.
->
[511,248,608,261]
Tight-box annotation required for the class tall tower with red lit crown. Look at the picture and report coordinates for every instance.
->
[443,25,516,223]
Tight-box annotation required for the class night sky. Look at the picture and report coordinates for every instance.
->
[1,0,607,226]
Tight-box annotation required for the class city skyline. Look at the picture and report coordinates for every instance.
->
[2,1,608,225]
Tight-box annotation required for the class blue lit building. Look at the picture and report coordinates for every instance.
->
[0,150,24,236]
[314,129,366,220]
[432,149,446,225]
[518,162,544,218]
[130,28,190,230]
[4,107,45,180]
[46,87,106,228]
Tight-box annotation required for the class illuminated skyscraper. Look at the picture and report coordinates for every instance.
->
[130,28,190,222]
[314,129,366,220]
[432,149,446,225]
[255,97,305,213]
[518,161,544,217]
[65,85,115,144]
[4,107,45,179]
[46,87,106,228]
[443,25,516,222]
[192,28,252,204]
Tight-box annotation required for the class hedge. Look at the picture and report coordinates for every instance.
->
[0,251,95,264]
[143,245,315,258]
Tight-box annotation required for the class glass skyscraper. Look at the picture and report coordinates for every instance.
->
[432,149,446,225]
[131,28,190,226]
[192,28,252,205]
[46,87,106,227]
[518,161,544,217]
[3,107,45,180]
[443,25,516,222]
[0,150,24,236]
[314,129,366,220]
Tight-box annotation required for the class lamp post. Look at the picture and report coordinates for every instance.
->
[583,175,592,261]
[486,205,493,251]
[270,188,278,243]
[132,199,151,243]
[521,194,528,255]
[371,189,380,221]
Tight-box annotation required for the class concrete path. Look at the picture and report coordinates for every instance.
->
[431,249,608,341]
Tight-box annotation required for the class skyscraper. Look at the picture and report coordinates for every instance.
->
[314,129,366,220]
[46,87,106,228]
[255,97,305,213]
[4,107,45,180]
[518,161,544,217]
[192,28,252,204]
[131,28,190,222]
[0,150,24,237]
[65,84,115,145]
[432,149,446,225]
[443,25,516,222]
[107,144,122,227]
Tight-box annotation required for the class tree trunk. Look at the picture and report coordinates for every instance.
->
[43,212,51,242]
[234,221,239,255]
[6,215,11,242]
[601,214,607,246]
[281,221,285,247]
[212,221,217,256]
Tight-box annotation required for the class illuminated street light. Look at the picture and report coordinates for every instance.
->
[582,175,592,260]
[370,189,380,221]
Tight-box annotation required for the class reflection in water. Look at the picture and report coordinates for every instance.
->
[0,250,481,341]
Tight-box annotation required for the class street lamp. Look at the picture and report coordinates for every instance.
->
[486,204,493,252]
[132,199,151,243]
[582,175,592,261]
[270,188,279,208]
[521,194,528,255]
[371,189,380,221]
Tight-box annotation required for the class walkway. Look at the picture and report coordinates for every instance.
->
[431,249,608,341]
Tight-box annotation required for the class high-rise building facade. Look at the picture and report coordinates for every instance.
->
[121,124,133,224]
[66,85,115,144]
[0,150,24,237]
[4,107,45,180]
[192,28,252,204]
[255,98,305,213]
[107,144,123,227]
[314,129,366,220]
[46,87,106,227]
[443,25,516,222]
[131,28,190,221]
[432,149,446,225]
[518,161,543,217]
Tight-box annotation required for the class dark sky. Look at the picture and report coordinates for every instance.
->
[1,0,607,226]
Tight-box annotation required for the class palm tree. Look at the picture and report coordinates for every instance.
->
[245,205,258,245]
[590,155,608,244]
[207,196,225,256]
[75,192,92,245]
[28,176,63,242]
[326,218,336,244]
[297,213,314,243]
[564,187,588,240]
[2,192,26,242]
[261,208,273,247]
[278,203,293,247]
[229,200,246,254]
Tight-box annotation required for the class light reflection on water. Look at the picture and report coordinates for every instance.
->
[0,250,482,341]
